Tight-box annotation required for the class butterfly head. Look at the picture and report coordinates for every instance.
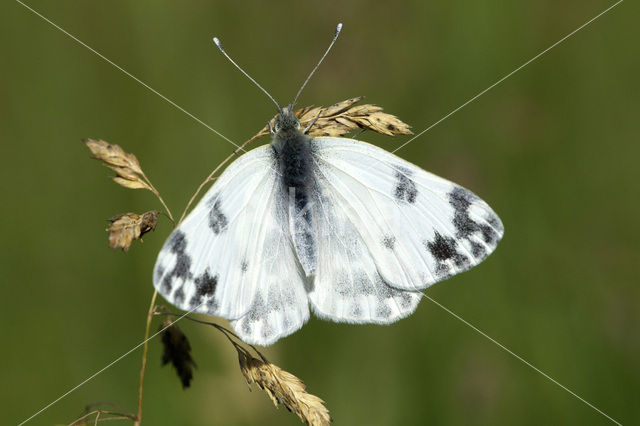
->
[273,105,301,137]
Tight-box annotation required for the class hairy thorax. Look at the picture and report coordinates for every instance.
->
[271,129,317,276]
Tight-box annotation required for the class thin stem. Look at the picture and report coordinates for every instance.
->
[178,132,266,224]
[134,289,158,426]
[140,171,175,224]
[67,409,136,426]
[157,211,175,228]
[154,311,268,361]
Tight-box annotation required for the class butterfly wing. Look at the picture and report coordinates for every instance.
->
[153,145,309,345]
[310,136,504,295]
[309,185,423,323]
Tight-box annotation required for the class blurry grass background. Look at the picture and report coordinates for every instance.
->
[2,0,639,425]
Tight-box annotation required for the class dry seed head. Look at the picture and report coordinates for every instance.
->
[85,139,143,173]
[106,211,159,251]
[238,351,331,426]
[85,139,151,191]
[256,97,412,139]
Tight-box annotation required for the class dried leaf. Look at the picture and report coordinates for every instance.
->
[238,351,331,426]
[255,97,412,139]
[160,319,196,388]
[106,211,159,251]
[85,139,151,191]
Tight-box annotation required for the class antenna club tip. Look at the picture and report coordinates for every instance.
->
[212,37,221,46]
[336,23,343,33]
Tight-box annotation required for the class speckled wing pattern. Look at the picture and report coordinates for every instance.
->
[310,137,504,294]
[153,146,309,345]
[309,185,423,323]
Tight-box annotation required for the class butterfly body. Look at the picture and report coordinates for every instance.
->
[271,107,318,276]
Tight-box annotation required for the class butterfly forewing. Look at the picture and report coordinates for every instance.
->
[153,146,310,344]
[311,137,504,292]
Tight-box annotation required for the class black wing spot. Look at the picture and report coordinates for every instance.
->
[471,241,487,258]
[173,254,191,280]
[248,293,266,323]
[160,231,193,294]
[480,223,497,245]
[173,287,185,305]
[161,275,173,293]
[154,265,165,283]
[487,213,504,233]
[208,198,228,234]
[453,253,471,269]
[241,260,248,273]
[449,187,477,236]
[427,232,458,261]
[376,303,392,319]
[426,231,472,276]
[169,231,187,253]
[189,270,218,308]
[435,262,452,278]
[382,235,396,250]
[397,292,414,310]
[448,186,501,260]
[394,167,418,203]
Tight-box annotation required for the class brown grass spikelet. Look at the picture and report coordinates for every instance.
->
[256,97,412,138]
[238,350,331,426]
[85,138,175,223]
[107,211,159,251]
[84,138,151,190]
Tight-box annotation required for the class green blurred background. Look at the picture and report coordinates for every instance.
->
[2,1,638,425]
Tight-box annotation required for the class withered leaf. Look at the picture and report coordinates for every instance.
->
[256,97,412,139]
[238,351,331,426]
[106,211,159,251]
[160,319,196,389]
[85,139,150,191]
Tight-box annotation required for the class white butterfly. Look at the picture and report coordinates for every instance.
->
[153,24,503,346]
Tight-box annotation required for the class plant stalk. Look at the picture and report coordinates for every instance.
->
[134,289,158,426]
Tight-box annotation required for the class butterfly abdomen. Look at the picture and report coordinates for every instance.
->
[272,132,317,276]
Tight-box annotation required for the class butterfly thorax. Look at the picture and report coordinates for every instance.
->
[271,106,313,186]
[270,107,317,276]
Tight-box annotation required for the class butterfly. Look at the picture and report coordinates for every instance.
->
[153,24,504,346]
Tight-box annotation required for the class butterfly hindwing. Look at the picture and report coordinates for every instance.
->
[229,214,310,344]
[308,185,422,323]
[310,137,504,292]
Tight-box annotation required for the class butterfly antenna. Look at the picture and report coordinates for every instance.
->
[213,37,282,112]
[291,23,343,108]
